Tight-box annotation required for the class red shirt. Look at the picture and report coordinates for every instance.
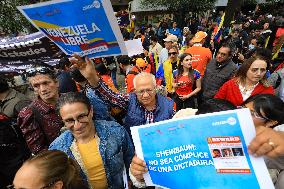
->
[175,70,201,95]
[17,99,63,154]
[214,79,274,106]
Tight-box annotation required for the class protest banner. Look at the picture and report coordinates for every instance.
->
[0,32,60,61]
[17,0,127,58]
[131,109,274,189]
[0,59,59,73]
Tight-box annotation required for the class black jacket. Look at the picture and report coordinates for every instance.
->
[201,58,237,100]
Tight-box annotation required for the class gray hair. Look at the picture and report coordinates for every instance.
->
[133,72,156,89]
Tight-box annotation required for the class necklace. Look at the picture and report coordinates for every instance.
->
[240,82,259,93]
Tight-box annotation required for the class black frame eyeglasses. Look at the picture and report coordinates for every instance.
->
[7,180,58,189]
[63,110,91,127]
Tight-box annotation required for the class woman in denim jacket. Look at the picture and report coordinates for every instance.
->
[49,92,134,189]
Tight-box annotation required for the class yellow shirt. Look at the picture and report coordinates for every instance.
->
[77,138,108,189]
[163,59,179,93]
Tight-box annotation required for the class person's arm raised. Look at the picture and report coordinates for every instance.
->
[69,54,99,87]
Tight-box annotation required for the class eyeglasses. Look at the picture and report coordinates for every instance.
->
[63,110,91,127]
[26,66,54,77]
[135,88,156,96]
[241,106,269,121]
[7,180,58,189]
[168,52,177,56]
[250,110,269,121]
[217,52,228,57]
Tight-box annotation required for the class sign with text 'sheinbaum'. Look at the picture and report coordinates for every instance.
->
[131,109,274,189]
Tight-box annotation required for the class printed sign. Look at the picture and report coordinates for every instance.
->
[0,59,59,73]
[17,0,127,58]
[125,38,144,57]
[0,32,60,61]
[208,136,250,174]
[131,109,274,189]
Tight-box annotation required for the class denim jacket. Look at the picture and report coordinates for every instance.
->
[85,87,114,121]
[49,120,134,189]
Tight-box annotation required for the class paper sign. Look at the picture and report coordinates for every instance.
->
[208,136,251,173]
[17,0,127,58]
[131,109,274,189]
[124,38,144,57]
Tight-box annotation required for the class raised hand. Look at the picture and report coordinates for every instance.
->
[69,54,99,87]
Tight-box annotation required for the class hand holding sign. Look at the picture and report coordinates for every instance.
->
[69,54,99,87]
[131,109,275,188]
[248,126,284,158]
[17,0,127,58]
[130,155,148,181]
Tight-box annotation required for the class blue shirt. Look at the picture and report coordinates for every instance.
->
[169,27,182,38]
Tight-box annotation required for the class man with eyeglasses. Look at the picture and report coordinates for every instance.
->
[201,43,238,103]
[70,55,175,136]
[17,66,63,154]
[48,92,134,189]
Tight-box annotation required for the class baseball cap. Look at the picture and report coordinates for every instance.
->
[163,34,178,42]
[183,27,189,31]
[191,31,207,43]
[136,58,147,68]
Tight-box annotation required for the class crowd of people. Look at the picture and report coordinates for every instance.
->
[1,7,284,189]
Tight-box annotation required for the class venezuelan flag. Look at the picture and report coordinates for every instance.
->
[214,13,225,43]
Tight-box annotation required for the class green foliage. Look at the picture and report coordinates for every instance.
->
[0,0,37,35]
[140,0,217,12]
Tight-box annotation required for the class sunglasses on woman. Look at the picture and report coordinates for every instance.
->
[168,52,177,56]
[7,180,58,189]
